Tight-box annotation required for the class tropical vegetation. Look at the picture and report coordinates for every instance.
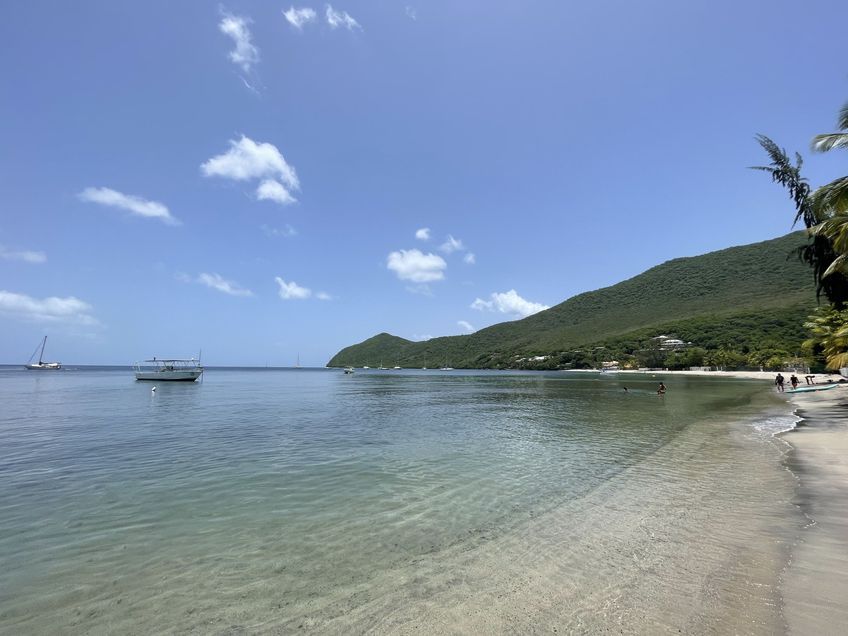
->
[755,97,848,369]
[329,233,817,370]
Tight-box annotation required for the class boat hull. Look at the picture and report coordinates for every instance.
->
[135,370,203,382]
[25,363,62,370]
[787,384,840,394]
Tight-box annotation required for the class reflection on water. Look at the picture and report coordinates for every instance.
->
[0,368,801,632]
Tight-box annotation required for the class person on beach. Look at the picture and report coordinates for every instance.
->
[775,373,785,392]
[790,374,799,390]
[657,382,666,395]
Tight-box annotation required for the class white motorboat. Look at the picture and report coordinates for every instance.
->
[134,358,203,382]
[343,367,355,374]
[25,336,62,370]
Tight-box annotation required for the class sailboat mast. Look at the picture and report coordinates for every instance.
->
[39,336,47,364]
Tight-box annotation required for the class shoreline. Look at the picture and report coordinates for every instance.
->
[778,387,848,634]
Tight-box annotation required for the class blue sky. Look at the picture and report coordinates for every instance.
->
[1,0,846,365]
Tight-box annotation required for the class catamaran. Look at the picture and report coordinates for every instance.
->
[25,336,61,370]
[134,358,204,382]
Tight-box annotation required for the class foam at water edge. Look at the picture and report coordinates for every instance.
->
[751,410,802,437]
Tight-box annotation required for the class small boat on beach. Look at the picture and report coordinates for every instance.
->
[25,336,61,370]
[787,383,841,394]
[134,358,203,382]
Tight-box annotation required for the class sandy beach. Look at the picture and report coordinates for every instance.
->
[780,386,848,635]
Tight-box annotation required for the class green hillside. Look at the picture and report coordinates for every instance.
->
[328,232,819,369]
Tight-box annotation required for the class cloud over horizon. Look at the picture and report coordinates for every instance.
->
[78,187,179,225]
[457,320,475,333]
[0,245,47,264]
[471,289,549,318]
[386,249,447,283]
[0,290,98,325]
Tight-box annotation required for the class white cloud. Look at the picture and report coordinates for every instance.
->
[201,136,300,205]
[201,136,299,187]
[0,246,46,264]
[284,6,317,28]
[412,334,432,341]
[0,290,98,325]
[386,249,447,283]
[275,277,313,299]
[197,272,254,297]
[405,6,417,20]
[219,12,259,72]
[471,289,549,318]
[326,5,361,30]
[463,252,476,264]
[415,227,431,241]
[256,179,297,205]
[439,234,464,254]
[78,187,179,225]
[458,320,475,333]
[316,291,332,301]
[261,223,297,238]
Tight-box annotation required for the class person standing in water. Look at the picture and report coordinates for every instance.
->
[657,382,666,395]
[790,374,799,390]
[775,373,785,392]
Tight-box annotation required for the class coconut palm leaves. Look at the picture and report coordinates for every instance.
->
[751,134,814,227]
[751,135,848,305]
[804,307,848,369]
[804,100,848,283]
[811,101,848,152]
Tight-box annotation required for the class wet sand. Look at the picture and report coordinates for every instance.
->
[781,387,848,635]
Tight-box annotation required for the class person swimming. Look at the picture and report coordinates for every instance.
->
[657,382,666,395]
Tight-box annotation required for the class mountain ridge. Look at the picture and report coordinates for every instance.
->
[328,232,817,369]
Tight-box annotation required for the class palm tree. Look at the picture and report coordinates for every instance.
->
[804,307,848,370]
[752,135,848,305]
[808,101,848,271]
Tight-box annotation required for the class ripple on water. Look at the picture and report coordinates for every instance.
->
[0,369,802,633]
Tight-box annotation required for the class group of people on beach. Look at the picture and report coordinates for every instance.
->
[774,373,801,392]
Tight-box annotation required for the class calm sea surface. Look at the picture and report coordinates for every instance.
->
[0,367,803,633]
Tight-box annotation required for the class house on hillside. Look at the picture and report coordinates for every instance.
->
[651,335,690,350]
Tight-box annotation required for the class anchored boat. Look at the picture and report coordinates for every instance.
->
[134,358,203,382]
[25,336,62,370]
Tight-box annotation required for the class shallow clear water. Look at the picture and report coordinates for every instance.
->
[0,368,801,633]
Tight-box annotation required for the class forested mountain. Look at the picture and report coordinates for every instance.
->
[328,232,818,369]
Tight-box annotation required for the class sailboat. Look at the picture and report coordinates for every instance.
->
[25,336,62,370]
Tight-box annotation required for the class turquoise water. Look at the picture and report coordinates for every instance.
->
[0,368,802,633]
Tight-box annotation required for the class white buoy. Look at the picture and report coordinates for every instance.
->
[151,386,157,392]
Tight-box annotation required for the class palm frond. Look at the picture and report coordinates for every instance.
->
[838,101,848,132]
[811,176,848,217]
[750,134,813,227]
[824,254,848,278]
[811,132,848,153]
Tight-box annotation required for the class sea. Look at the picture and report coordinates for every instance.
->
[0,367,804,633]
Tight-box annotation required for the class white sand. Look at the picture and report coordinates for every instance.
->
[779,387,848,635]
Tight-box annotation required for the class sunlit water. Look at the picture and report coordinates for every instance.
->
[0,368,802,633]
